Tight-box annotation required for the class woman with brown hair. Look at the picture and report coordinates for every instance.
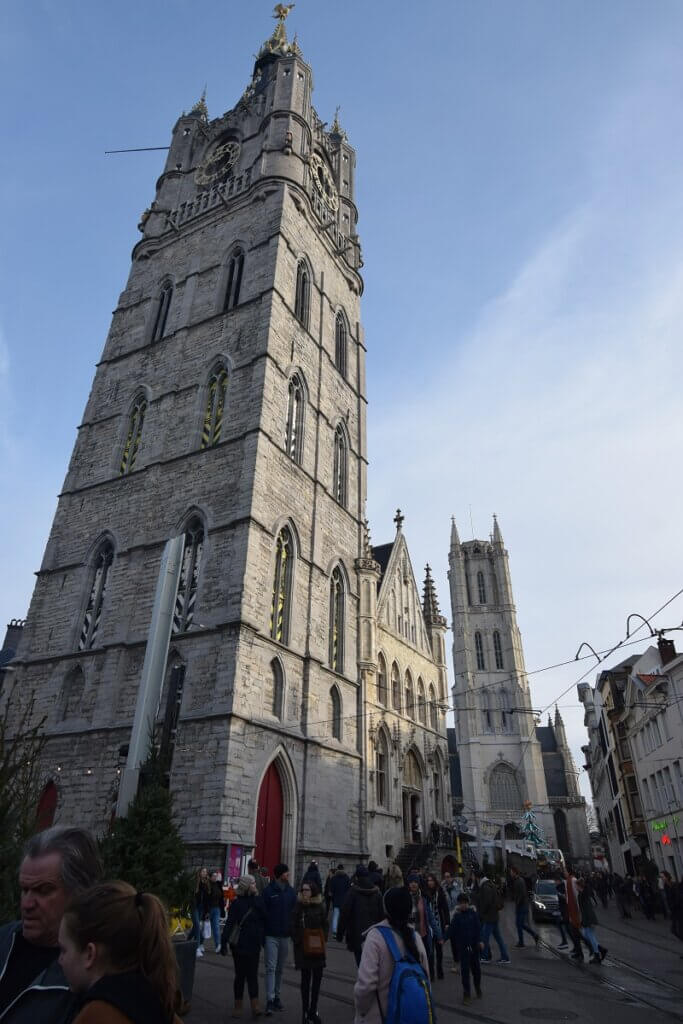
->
[291,880,328,1024]
[57,880,182,1023]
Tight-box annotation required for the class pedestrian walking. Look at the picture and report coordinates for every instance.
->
[473,870,510,964]
[406,873,440,980]
[385,861,403,891]
[189,867,211,957]
[445,892,483,1005]
[367,861,384,891]
[337,865,383,966]
[302,861,323,892]
[328,864,351,936]
[208,871,226,954]
[291,881,328,1024]
[553,874,570,949]
[510,867,540,948]
[442,870,461,967]
[0,825,103,1024]
[58,880,183,1023]
[662,871,683,945]
[249,860,267,896]
[576,878,607,964]
[221,874,266,1019]
[354,887,432,1024]
[425,873,449,979]
[262,863,297,1016]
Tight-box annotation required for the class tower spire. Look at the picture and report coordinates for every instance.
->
[423,564,445,627]
[492,513,503,546]
[450,516,461,550]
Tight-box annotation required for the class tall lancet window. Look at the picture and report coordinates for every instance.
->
[482,690,493,732]
[151,282,173,342]
[493,630,504,670]
[475,631,486,670]
[295,260,310,327]
[201,367,228,449]
[391,663,401,711]
[405,672,415,719]
[477,570,487,604]
[270,527,294,644]
[417,679,427,724]
[500,687,512,732]
[330,686,342,740]
[376,730,388,807]
[285,374,304,464]
[377,654,388,706]
[333,425,348,507]
[334,312,347,376]
[224,249,245,310]
[172,518,204,634]
[78,542,114,650]
[329,567,345,672]
[429,684,438,729]
[265,659,284,718]
[119,395,147,475]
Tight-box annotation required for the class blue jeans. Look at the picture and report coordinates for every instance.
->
[580,926,599,954]
[481,920,509,960]
[210,907,222,950]
[188,907,203,947]
[331,906,341,934]
[515,907,538,945]
[265,935,289,1002]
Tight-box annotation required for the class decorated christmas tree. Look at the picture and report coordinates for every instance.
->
[520,800,545,847]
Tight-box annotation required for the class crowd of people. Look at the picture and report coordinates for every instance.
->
[2,825,683,1024]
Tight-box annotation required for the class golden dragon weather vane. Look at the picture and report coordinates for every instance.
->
[273,3,295,22]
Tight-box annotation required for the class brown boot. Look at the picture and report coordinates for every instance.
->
[232,1001,243,1018]
[250,998,262,1019]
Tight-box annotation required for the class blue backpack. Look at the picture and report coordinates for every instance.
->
[375,926,436,1024]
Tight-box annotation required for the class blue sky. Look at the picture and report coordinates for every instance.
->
[2,0,683,803]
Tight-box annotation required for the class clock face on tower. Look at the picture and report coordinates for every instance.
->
[195,140,241,185]
[309,152,339,212]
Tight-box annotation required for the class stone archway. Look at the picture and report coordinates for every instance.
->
[402,749,424,843]
[253,749,298,872]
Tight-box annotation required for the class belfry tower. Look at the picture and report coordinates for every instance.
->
[448,516,555,845]
[10,11,370,870]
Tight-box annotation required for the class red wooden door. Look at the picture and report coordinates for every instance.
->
[36,781,58,831]
[254,762,283,872]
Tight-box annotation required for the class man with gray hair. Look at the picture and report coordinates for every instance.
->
[0,825,102,1022]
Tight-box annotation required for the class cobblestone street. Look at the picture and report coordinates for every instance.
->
[188,902,683,1024]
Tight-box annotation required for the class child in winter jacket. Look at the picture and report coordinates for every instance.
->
[445,892,483,1004]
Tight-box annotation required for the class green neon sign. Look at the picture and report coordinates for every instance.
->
[652,817,679,832]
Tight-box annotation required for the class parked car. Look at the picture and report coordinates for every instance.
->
[531,879,561,923]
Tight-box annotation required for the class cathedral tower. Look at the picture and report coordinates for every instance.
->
[10,12,369,871]
[448,517,554,846]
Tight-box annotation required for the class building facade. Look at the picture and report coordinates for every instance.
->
[5,13,450,876]
[449,516,590,865]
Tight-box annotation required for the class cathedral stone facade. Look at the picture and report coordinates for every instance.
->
[6,14,450,876]
[448,517,590,865]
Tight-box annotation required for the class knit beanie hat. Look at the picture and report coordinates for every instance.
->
[407,872,421,884]
[237,874,255,896]
[384,886,412,923]
[355,864,369,878]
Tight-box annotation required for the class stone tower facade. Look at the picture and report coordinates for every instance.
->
[448,516,555,846]
[7,13,450,875]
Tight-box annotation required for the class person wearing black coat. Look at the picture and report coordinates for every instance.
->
[445,892,483,1004]
[425,873,449,980]
[302,861,323,892]
[221,875,266,1018]
[328,865,351,935]
[291,882,329,1024]
[336,867,383,966]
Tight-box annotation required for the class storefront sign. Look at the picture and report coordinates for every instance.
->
[652,817,679,832]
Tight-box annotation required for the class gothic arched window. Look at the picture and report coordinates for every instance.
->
[482,690,493,732]
[329,566,345,672]
[405,671,415,719]
[265,659,284,718]
[78,542,114,650]
[428,683,438,729]
[295,260,310,327]
[330,686,342,740]
[493,630,504,670]
[151,282,173,342]
[333,425,348,507]
[490,763,521,811]
[224,248,245,310]
[477,570,487,604]
[119,395,147,475]
[61,666,85,719]
[391,662,401,712]
[270,527,294,644]
[500,687,512,732]
[403,749,422,789]
[200,366,228,449]
[377,654,388,706]
[334,312,347,376]
[173,518,204,634]
[376,730,388,807]
[475,631,486,670]
[285,374,305,464]
[417,680,427,725]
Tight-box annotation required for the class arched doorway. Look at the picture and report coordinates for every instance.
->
[402,750,423,843]
[254,762,284,873]
[36,781,58,831]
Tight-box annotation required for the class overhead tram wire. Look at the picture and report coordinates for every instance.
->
[105,146,170,154]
